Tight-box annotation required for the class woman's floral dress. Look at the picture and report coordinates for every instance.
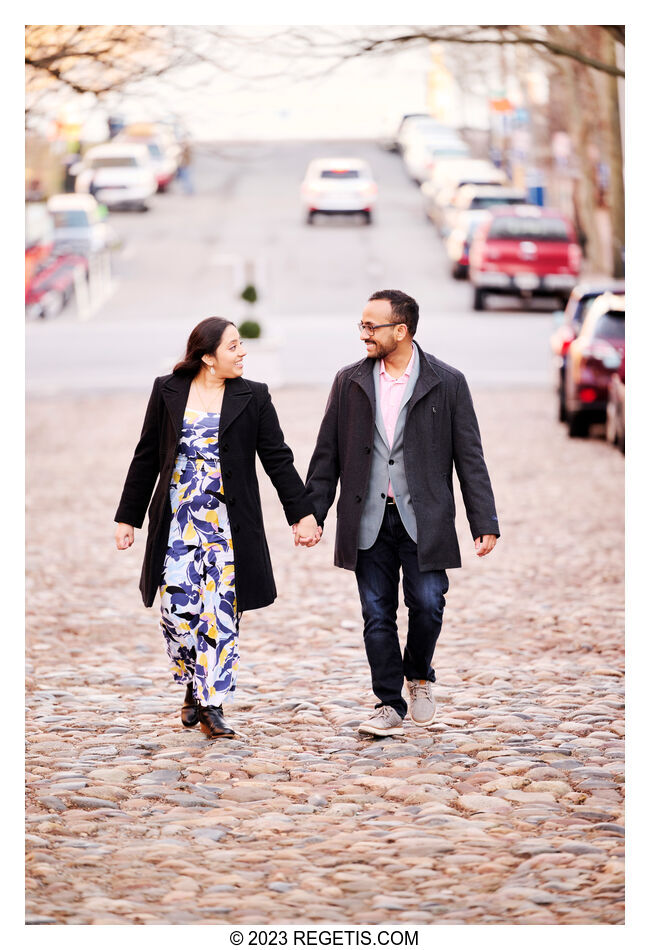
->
[159,409,238,707]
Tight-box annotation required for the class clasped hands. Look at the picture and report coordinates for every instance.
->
[292,514,322,548]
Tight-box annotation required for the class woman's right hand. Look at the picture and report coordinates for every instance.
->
[115,523,134,550]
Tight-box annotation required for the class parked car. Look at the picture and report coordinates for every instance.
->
[25,202,54,296]
[442,184,528,240]
[25,251,89,320]
[74,143,157,211]
[403,138,470,185]
[564,292,625,437]
[605,358,625,453]
[469,206,581,311]
[420,160,507,228]
[115,122,179,191]
[301,158,377,224]
[550,279,625,421]
[395,115,454,154]
[47,193,117,255]
[446,218,486,280]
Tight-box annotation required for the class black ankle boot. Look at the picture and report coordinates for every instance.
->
[181,683,199,728]
[198,704,235,739]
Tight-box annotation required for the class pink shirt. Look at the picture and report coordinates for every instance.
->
[379,346,415,497]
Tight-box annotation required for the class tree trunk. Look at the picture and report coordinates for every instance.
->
[601,32,625,277]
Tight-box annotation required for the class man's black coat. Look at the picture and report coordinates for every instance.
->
[305,342,500,571]
[115,373,314,611]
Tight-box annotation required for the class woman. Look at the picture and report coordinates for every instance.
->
[114,317,320,739]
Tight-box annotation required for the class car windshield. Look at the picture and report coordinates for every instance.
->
[90,156,139,169]
[594,312,625,340]
[488,217,570,241]
[52,210,90,228]
[320,169,361,179]
[470,196,525,210]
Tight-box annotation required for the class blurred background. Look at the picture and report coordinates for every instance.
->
[25,23,625,448]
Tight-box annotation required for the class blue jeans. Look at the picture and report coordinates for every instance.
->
[355,503,449,718]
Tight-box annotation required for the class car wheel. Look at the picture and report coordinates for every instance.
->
[567,410,590,438]
[306,211,315,225]
[138,202,150,213]
[451,263,464,280]
[39,290,64,320]
[364,211,373,225]
[473,288,485,311]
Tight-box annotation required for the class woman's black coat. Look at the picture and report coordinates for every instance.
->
[115,372,314,612]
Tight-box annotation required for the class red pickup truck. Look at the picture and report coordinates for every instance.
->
[469,205,581,311]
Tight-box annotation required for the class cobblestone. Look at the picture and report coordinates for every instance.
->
[26,387,624,924]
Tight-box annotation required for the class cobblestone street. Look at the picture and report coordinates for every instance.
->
[26,385,624,925]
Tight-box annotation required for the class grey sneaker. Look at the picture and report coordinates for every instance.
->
[358,705,404,736]
[406,679,436,726]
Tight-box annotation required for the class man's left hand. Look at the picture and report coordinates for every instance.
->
[474,534,497,557]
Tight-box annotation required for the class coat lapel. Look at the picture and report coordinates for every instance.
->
[161,373,192,439]
[350,358,376,412]
[219,376,253,436]
[405,343,442,422]
[161,373,253,441]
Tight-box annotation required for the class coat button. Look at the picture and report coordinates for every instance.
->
[222,443,229,452]
[230,497,236,505]
[380,492,386,499]
[225,470,232,478]
[389,459,394,465]
[365,446,371,454]
[233,524,240,533]
[355,495,362,503]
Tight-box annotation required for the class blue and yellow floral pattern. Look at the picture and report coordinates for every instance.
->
[159,409,239,707]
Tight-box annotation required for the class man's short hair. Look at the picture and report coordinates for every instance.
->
[368,289,419,336]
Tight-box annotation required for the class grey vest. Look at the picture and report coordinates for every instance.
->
[358,346,420,550]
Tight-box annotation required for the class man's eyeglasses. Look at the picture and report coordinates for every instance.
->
[357,321,403,336]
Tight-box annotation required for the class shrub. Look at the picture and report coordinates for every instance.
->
[240,283,258,304]
[238,319,261,339]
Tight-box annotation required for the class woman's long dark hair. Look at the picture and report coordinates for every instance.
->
[173,317,235,376]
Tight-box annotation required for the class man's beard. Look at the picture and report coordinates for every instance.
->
[366,338,398,360]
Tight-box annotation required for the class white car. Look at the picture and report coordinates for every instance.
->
[46,193,117,254]
[74,143,157,211]
[396,116,457,154]
[301,158,377,225]
[442,184,529,239]
[403,137,470,184]
[115,124,179,191]
[420,160,508,228]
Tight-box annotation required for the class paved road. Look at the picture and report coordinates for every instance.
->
[26,140,559,393]
[26,384,624,925]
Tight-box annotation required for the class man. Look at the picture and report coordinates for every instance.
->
[304,289,499,737]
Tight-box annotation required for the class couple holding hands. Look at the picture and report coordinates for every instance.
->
[115,289,499,739]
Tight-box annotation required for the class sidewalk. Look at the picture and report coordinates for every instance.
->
[26,386,624,924]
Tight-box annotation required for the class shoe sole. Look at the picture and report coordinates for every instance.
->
[358,724,404,736]
[409,713,436,726]
[200,722,235,739]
